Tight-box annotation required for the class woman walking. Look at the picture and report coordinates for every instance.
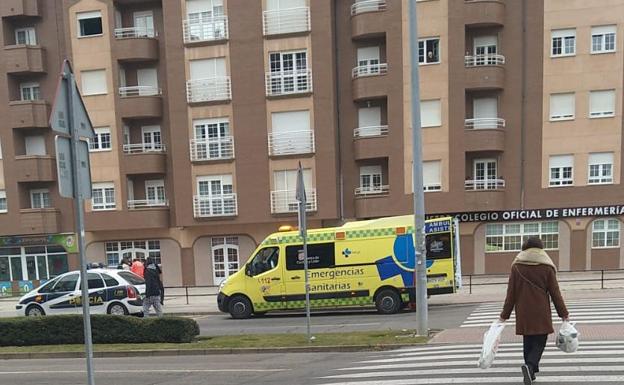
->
[499,236,569,385]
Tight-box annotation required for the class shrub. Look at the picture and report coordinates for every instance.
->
[0,315,200,346]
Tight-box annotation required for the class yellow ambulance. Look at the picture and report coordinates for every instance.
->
[217,215,461,318]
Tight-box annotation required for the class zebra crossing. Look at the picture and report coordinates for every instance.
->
[315,340,624,384]
[461,298,624,328]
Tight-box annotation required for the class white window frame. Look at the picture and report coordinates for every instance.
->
[30,189,50,209]
[80,69,107,96]
[549,92,575,121]
[418,37,440,65]
[92,182,116,211]
[589,90,616,118]
[89,127,112,152]
[551,29,576,57]
[20,82,40,101]
[486,221,559,252]
[0,191,7,213]
[15,27,36,45]
[359,165,383,191]
[145,179,166,204]
[549,155,574,187]
[592,219,620,249]
[211,236,239,285]
[591,25,617,54]
[77,11,103,38]
[588,152,614,185]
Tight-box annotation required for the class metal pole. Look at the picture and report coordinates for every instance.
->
[66,73,95,385]
[409,0,428,337]
[601,270,604,290]
[303,235,311,342]
[469,275,472,295]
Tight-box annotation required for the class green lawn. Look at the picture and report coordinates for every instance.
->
[0,330,428,354]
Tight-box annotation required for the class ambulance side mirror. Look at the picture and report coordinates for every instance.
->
[245,264,253,277]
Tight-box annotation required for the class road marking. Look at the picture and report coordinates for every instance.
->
[319,375,624,384]
[386,340,624,353]
[0,368,291,375]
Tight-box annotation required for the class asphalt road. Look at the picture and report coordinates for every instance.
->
[195,303,478,336]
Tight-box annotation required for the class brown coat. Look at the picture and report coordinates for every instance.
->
[500,263,569,335]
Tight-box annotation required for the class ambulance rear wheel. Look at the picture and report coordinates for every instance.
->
[229,295,253,319]
[375,289,402,314]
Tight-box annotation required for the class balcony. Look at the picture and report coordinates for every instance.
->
[122,145,166,174]
[85,208,169,231]
[270,189,317,214]
[464,117,505,129]
[355,185,389,197]
[464,186,505,211]
[190,137,234,162]
[464,179,505,191]
[8,100,49,128]
[118,88,162,119]
[265,69,312,97]
[354,193,393,218]
[193,194,237,218]
[352,64,388,101]
[4,45,45,74]
[186,77,231,104]
[464,56,505,90]
[464,119,505,152]
[351,0,387,39]
[262,7,310,36]
[268,130,315,157]
[464,0,505,27]
[353,125,388,139]
[14,155,56,182]
[20,208,60,235]
[113,27,159,62]
[353,132,389,161]
[0,0,40,18]
[183,16,228,44]
[128,199,168,210]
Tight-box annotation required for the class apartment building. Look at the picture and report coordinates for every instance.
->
[0,0,622,292]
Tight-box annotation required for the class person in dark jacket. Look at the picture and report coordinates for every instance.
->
[142,257,163,317]
[499,236,569,385]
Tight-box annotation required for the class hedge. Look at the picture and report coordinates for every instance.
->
[0,315,200,346]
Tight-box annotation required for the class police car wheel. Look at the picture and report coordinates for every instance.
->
[107,303,129,316]
[375,289,401,314]
[25,304,45,317]
[229,295,253,319]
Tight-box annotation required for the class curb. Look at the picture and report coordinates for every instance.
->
[0,343,425,360]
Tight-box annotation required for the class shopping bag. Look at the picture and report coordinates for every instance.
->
[556,321,579,353]
[478,321,506,369]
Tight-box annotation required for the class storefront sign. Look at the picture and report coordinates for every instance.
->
[426,205,624,223]
[0,234,77,253]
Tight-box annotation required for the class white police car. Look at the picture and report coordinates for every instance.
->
[16,269,145,317]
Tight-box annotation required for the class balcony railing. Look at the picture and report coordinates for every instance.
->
[122,143,165,154]
[190,137,234,162]
[262,7,310,36]
[127,199,168,209]
[355,185,389,196]
[465,179,505,190]
[268,130,315,156]
[353,125,389,138]
[352,63,388,79]
[464,118,505,129]
[183,16,229,43]
[186,77,231,103]
[351,0,387,16]
[119,86,161,97]
[270,189,317,214]
[464,54,505,67]
[114,27,156,39]
[265,69,312,97]
[193,194,238,218]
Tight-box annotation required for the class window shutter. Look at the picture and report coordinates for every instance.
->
[592,25,616,35]
[551,29,575,39]
[550,93,575,119]
[421,99,441,127]
[360,165,382,176]
[473,97,498,119]
[358,106,381,127]
[357,46,380,62]
[589,152,613,165]
[549,154,573,169]
[423,161,441,186]
[271,110,310,134]
[590,90,615,116]
[186,0,212,14]
[190,58,225,79]
[473,36,497,47]
[81,70,107,95]
[77,11,102,20]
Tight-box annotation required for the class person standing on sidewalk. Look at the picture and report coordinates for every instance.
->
[499,236,569,385]
[143,256,163,317]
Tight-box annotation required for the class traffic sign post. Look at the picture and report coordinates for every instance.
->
[50,60,96,385]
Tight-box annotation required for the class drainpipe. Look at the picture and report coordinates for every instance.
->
[333,0,345,222]
[519,0,527,209]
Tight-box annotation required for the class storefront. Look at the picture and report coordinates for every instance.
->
[0,234,77,295]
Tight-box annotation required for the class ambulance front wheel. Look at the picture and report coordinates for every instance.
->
[375,289,402,314]
[228,295,253,319]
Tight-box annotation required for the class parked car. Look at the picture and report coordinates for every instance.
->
[16,269,145,317]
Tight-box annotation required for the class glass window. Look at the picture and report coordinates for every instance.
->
[551,29,576,56]
[101,273,119,287]
[77,11,103,37]
[549,155,574,187]
[247,247,279,276]
[15,27,36,45]
[591,25,616,53]
[30,189,51,209]
[89,127,112,151]
[47,254,69,277]
[51,273,79,292]
[592,219,620,248]
[0,257,10,281]
[92,183,116,210]
[10,257,23,281]
[588,152,614,185]
[87,273,105,289]
[0,190,7,213]
[118,271,145,286]
[285,243,335,270]
[20,82,40,101]
[486,221,559,252]
[418,37,440,64]
[37,277,59,293]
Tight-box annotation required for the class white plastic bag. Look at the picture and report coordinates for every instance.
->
[556,321,579,353]
[478,321,506,369]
